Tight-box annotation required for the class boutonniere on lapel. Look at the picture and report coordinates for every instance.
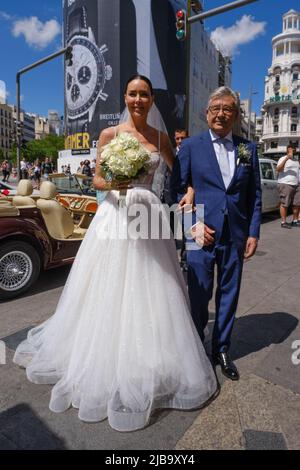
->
[237,143,252,166]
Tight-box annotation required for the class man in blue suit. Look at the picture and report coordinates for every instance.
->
[171,87,262,380]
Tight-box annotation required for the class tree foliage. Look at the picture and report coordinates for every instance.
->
[9,135,64,164]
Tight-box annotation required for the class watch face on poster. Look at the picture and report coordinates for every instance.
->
[66,36,112,119]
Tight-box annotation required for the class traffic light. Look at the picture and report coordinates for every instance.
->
[65,46,73,67]
[15,120,23,137]
[176,9,187,41]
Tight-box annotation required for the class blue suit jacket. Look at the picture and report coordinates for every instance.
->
[170,130,262,248]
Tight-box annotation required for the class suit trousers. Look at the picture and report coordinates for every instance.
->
[187,217,244,353]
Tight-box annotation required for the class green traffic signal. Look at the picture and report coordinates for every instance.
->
[176,30,185,40]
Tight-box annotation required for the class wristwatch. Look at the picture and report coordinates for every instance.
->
[65,6,112,135]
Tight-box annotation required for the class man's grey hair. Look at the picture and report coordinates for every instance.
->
[207,86,240,112]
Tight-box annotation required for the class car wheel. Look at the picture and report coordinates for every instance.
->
[0,241,41,300]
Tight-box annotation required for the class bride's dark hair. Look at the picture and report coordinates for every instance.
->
[124,75,154,96]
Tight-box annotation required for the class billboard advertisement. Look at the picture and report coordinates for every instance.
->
[63,0,187,156]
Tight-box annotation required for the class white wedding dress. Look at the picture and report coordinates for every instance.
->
[14,151,218,432]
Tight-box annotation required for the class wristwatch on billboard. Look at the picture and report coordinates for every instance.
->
[65,6,112,135]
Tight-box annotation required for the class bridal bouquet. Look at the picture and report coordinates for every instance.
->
[100,132,151,207]
[101,132,151,182]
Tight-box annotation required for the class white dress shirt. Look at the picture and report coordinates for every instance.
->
[209,129,236,181]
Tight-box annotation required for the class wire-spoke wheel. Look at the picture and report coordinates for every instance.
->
[0,241,40,300]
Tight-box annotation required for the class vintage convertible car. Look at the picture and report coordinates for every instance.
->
[0,177,98,300]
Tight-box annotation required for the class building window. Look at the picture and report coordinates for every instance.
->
[291,42,300,53]
[291,106,298,116]
[270,142,278,148]
[273,125,279,133]
[291,124,297,132]
[293,73,299,81]
[275,75,280,83]
[274,108,279,117]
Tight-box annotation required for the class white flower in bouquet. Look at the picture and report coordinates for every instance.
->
[101,132,151,181]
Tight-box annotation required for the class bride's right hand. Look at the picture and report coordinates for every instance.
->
[108,180,133,190]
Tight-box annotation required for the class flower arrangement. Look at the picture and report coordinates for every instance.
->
[237,143,252,166]
[100,132,151,182]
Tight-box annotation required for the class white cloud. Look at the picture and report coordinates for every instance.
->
[0,11,12,21]
[12,16,61,49]
[210,15,266,57]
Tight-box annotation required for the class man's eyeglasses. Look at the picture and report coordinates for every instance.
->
[208,105,236,116]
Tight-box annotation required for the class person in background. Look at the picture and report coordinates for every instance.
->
[161,129,189,206]
[42,157,53,181]
[20,158,29,180]
[90,158,96,175]
[33,159,42,189]
[172,129,189,271]
[175,129,189,155]
[49,158,55,173]
[277,144,300,228]
[1,160,9,182]
[6,160,12,182]
[81,160,92,178]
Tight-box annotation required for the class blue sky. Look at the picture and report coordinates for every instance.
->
[0,0,299,118]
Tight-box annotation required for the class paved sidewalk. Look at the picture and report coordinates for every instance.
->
[177,213,300,450]
[0,213,299,449]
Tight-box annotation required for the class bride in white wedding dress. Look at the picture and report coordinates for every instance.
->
[13,75,218,432]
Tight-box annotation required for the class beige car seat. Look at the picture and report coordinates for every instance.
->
[37,181,87,240]
[0,199,20,217]
[12,180,36,207]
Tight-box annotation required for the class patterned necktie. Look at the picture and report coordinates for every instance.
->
[217,138,231,189]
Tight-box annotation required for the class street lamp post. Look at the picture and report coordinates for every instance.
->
[16,46,73,181]
[248,85,258,140]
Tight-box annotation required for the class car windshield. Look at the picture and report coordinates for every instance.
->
[49,173,96,196]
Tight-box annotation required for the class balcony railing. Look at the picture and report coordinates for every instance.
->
[262,131,299,139]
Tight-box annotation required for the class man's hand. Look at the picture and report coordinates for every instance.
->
[244,237,258,259]
[190,222,215,247]
[177,187,195,213]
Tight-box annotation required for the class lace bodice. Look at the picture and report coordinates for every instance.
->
[132,152,161,187]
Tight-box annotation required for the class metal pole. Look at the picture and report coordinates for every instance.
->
[15,46,71,181]
[248,85,252,140]
[18,46,71,76]
[185,0,192,134]
[188,0,259,24]
[16,73,21,181]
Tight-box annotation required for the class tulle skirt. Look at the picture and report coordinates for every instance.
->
[13,188,217,431]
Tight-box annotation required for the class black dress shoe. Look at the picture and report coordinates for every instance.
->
[212,351,239,381]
